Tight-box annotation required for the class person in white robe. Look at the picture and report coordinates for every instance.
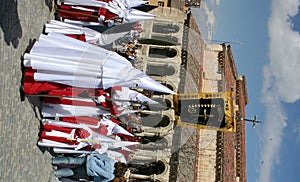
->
[45,20,129,45]
[57,0,154,27]
[23,33,175,94]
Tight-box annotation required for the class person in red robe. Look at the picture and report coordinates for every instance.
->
[39,123,108,150]
[39,87,138,117]
[23,68,111,100]
[60,116,102,128]
[56,1,122,27]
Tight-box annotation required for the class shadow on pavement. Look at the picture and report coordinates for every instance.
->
[0,1,22,48]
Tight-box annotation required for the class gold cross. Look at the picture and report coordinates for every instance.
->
[199,109,214,121]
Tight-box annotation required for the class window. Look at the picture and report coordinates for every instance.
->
[152,23,180,34]
[151,35,178,45]
[146,64,176,76]
[149,47,177,58]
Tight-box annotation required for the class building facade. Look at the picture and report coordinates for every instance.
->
[118,4,247,182]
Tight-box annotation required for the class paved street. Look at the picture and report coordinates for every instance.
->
[0,1,57,181]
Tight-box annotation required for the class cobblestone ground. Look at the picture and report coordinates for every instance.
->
[0,1,58,181]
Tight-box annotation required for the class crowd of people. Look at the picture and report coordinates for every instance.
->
[21,0,174,181]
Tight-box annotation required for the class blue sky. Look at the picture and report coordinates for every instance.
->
[192,0,300,181]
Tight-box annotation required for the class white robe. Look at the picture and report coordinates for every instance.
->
[62,0,154,25]
[23,33,175,94]
[63,0,148,9]
[45,20,129,45]
[45,118,133,136]
[42,103,110,117]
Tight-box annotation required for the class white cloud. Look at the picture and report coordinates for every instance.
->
[209,0,221,6]
[214,0,221,6]
[268,0,300,103]
[259,67,287,182]
[201,2,216,40]
[259,0,300,181]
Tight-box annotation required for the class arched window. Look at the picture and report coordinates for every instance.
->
[152,98,172,109]
[140,114,163,127]
[146,64,176,76]
[139,35,178,45]
[152,23,180,34]
[154,115,171,127]
[140,114,171,128]
[127,161,165,175]
[151,35,178,45]
[149,47,177,58]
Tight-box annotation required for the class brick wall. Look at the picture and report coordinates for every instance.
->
[235,77,248,182]
[221,46,247,182]
[222,45,238,181]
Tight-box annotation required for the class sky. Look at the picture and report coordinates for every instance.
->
[192,0,300,182]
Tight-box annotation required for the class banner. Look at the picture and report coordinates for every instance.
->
[173,92,235,132]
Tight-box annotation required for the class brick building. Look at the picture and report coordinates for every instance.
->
[215,44,248,182]
[115,2,247,181]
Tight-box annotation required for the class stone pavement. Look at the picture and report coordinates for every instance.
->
[0,1,58,181]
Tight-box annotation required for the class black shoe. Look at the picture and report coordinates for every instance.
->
[19,85,26,102]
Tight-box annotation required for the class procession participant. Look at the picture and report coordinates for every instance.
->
[39,85,160,117]
[38,120,140,155]
[53,153,115,181]
[45,21,142,65]
[41,97,111,117]
[59,116,103,128]
[52,154,127,181]
[23,67,110,98]
[56,0,154,27]
[56,0,119,27]
[38,124,110,155]
[44,117,108,135]
[45,20,129,45]
[94,116,142,142]
[38,121,127,154]
[23,33,175,94]
[109,86,160,116]
[43,116,134,137]
[78,115,143,142]
[39,123,107,145]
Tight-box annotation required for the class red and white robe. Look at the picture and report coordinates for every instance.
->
[23,68,110,98]
[58,0,119,27]
[41,97,111,117]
